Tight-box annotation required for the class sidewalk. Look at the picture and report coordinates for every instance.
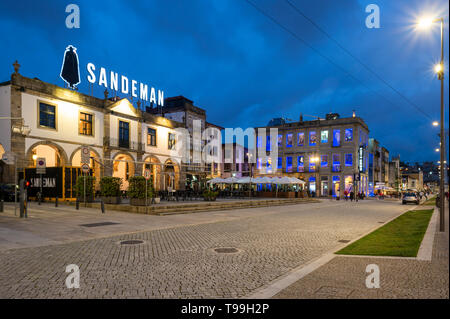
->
[273,204,449,299]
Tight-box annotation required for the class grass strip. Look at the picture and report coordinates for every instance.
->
[336,209,433,257]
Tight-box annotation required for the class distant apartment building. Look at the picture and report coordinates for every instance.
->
[149,96,223,190]
[254,113,370,197]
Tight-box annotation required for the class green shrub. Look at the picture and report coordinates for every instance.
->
[100,177,122,197]
[75,176,96,199]
[128,176,153,199]
[203,190,219,200]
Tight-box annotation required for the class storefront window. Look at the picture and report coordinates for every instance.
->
[345,153,353,166]
[309,177,316,193]
[297,156,304,172]
[345,128,353,141]
[332,153,341,172]
[286,133,293,147]
[344,175,354,193]
[309,156,316,172]
[333,129,341,147]
[297,132,305,146]
[321,130,328,143]
[321,154,328,167]
[309,131,317,146]
[332,176,340,196]
[267,157,273,173]
[286,157,293,172]
[257,158,262,169]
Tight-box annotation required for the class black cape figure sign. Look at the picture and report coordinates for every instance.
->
[60,45,80,89]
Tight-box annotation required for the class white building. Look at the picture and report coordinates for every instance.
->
[0,63,183,198]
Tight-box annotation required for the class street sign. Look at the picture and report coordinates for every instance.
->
[81,146,90,164]
[144,169,151,180]
[1,152,15,165]
[36,157,46,174]
[81,163,90,174]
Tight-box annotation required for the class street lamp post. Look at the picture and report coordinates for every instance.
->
[418,17,446,232]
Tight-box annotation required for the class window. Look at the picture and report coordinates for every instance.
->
[266,135,271,152]
[277,157,282,170]
[297,132,305,146]
[321,155,328,167]
[38,102,56,129]
[277,135,283,147]
[321,130,328,143]
[267,158,273,172]
[168,133,176,150]
[118,120,129,148]
[286,157,293,172]
[345,128,353,142]
[345,153,353,166]
[309,156,316,172]
[332,154,341,172]
[309,131,317,146]
[332,129,341,147]
[297,156,304,172]
[147,127,156,146]
[79,112,93,136]
[286,133,293,147]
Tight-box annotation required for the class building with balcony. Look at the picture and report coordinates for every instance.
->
[149,96,223,190]
[0,65,184,198]
[254,113,370,197]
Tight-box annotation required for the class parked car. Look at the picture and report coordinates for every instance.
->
[0,183,18,202]
[402,192,419,205]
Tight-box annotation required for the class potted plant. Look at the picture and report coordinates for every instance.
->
[203,190,218,201]
[128,176,153,206]
[75,176,96,203]
[100,177,122,204]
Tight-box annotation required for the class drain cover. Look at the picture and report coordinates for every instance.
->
[80,222,119,227]
[120,240,144,245]
[338,240,351,243]
[214,247,239,254]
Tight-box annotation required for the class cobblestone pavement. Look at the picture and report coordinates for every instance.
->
[273,205,449,299]
[0,200,408,298]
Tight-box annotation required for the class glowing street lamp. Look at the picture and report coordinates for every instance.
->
[432,121,439,126]
[416,15,446,232]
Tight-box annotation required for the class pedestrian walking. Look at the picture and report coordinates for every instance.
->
[350,191,354,202]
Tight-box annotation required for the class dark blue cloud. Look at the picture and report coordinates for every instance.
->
[0,0,448,162]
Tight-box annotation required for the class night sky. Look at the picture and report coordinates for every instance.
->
[0,0,448,163]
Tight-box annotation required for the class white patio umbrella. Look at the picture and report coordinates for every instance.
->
[236,177,252,184]
[223,177,240,184]
[207,177,225,184]
[288,177,306,185]
[252,176,272,183]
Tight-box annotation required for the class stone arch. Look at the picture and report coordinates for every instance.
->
[25,141,69,167]
[163,158,180,190]
[112,152,136,190]
[143,155,162,191]
[69,147,102,166]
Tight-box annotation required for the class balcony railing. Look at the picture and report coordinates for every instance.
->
[104,137,143,152]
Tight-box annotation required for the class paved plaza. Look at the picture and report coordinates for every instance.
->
[0,199,440,298]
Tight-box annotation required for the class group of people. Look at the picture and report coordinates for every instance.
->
[328,189,365,201]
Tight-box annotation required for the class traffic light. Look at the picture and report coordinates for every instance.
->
[25,181,31,189]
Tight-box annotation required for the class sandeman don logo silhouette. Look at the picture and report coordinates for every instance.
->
[60,45,80,89]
